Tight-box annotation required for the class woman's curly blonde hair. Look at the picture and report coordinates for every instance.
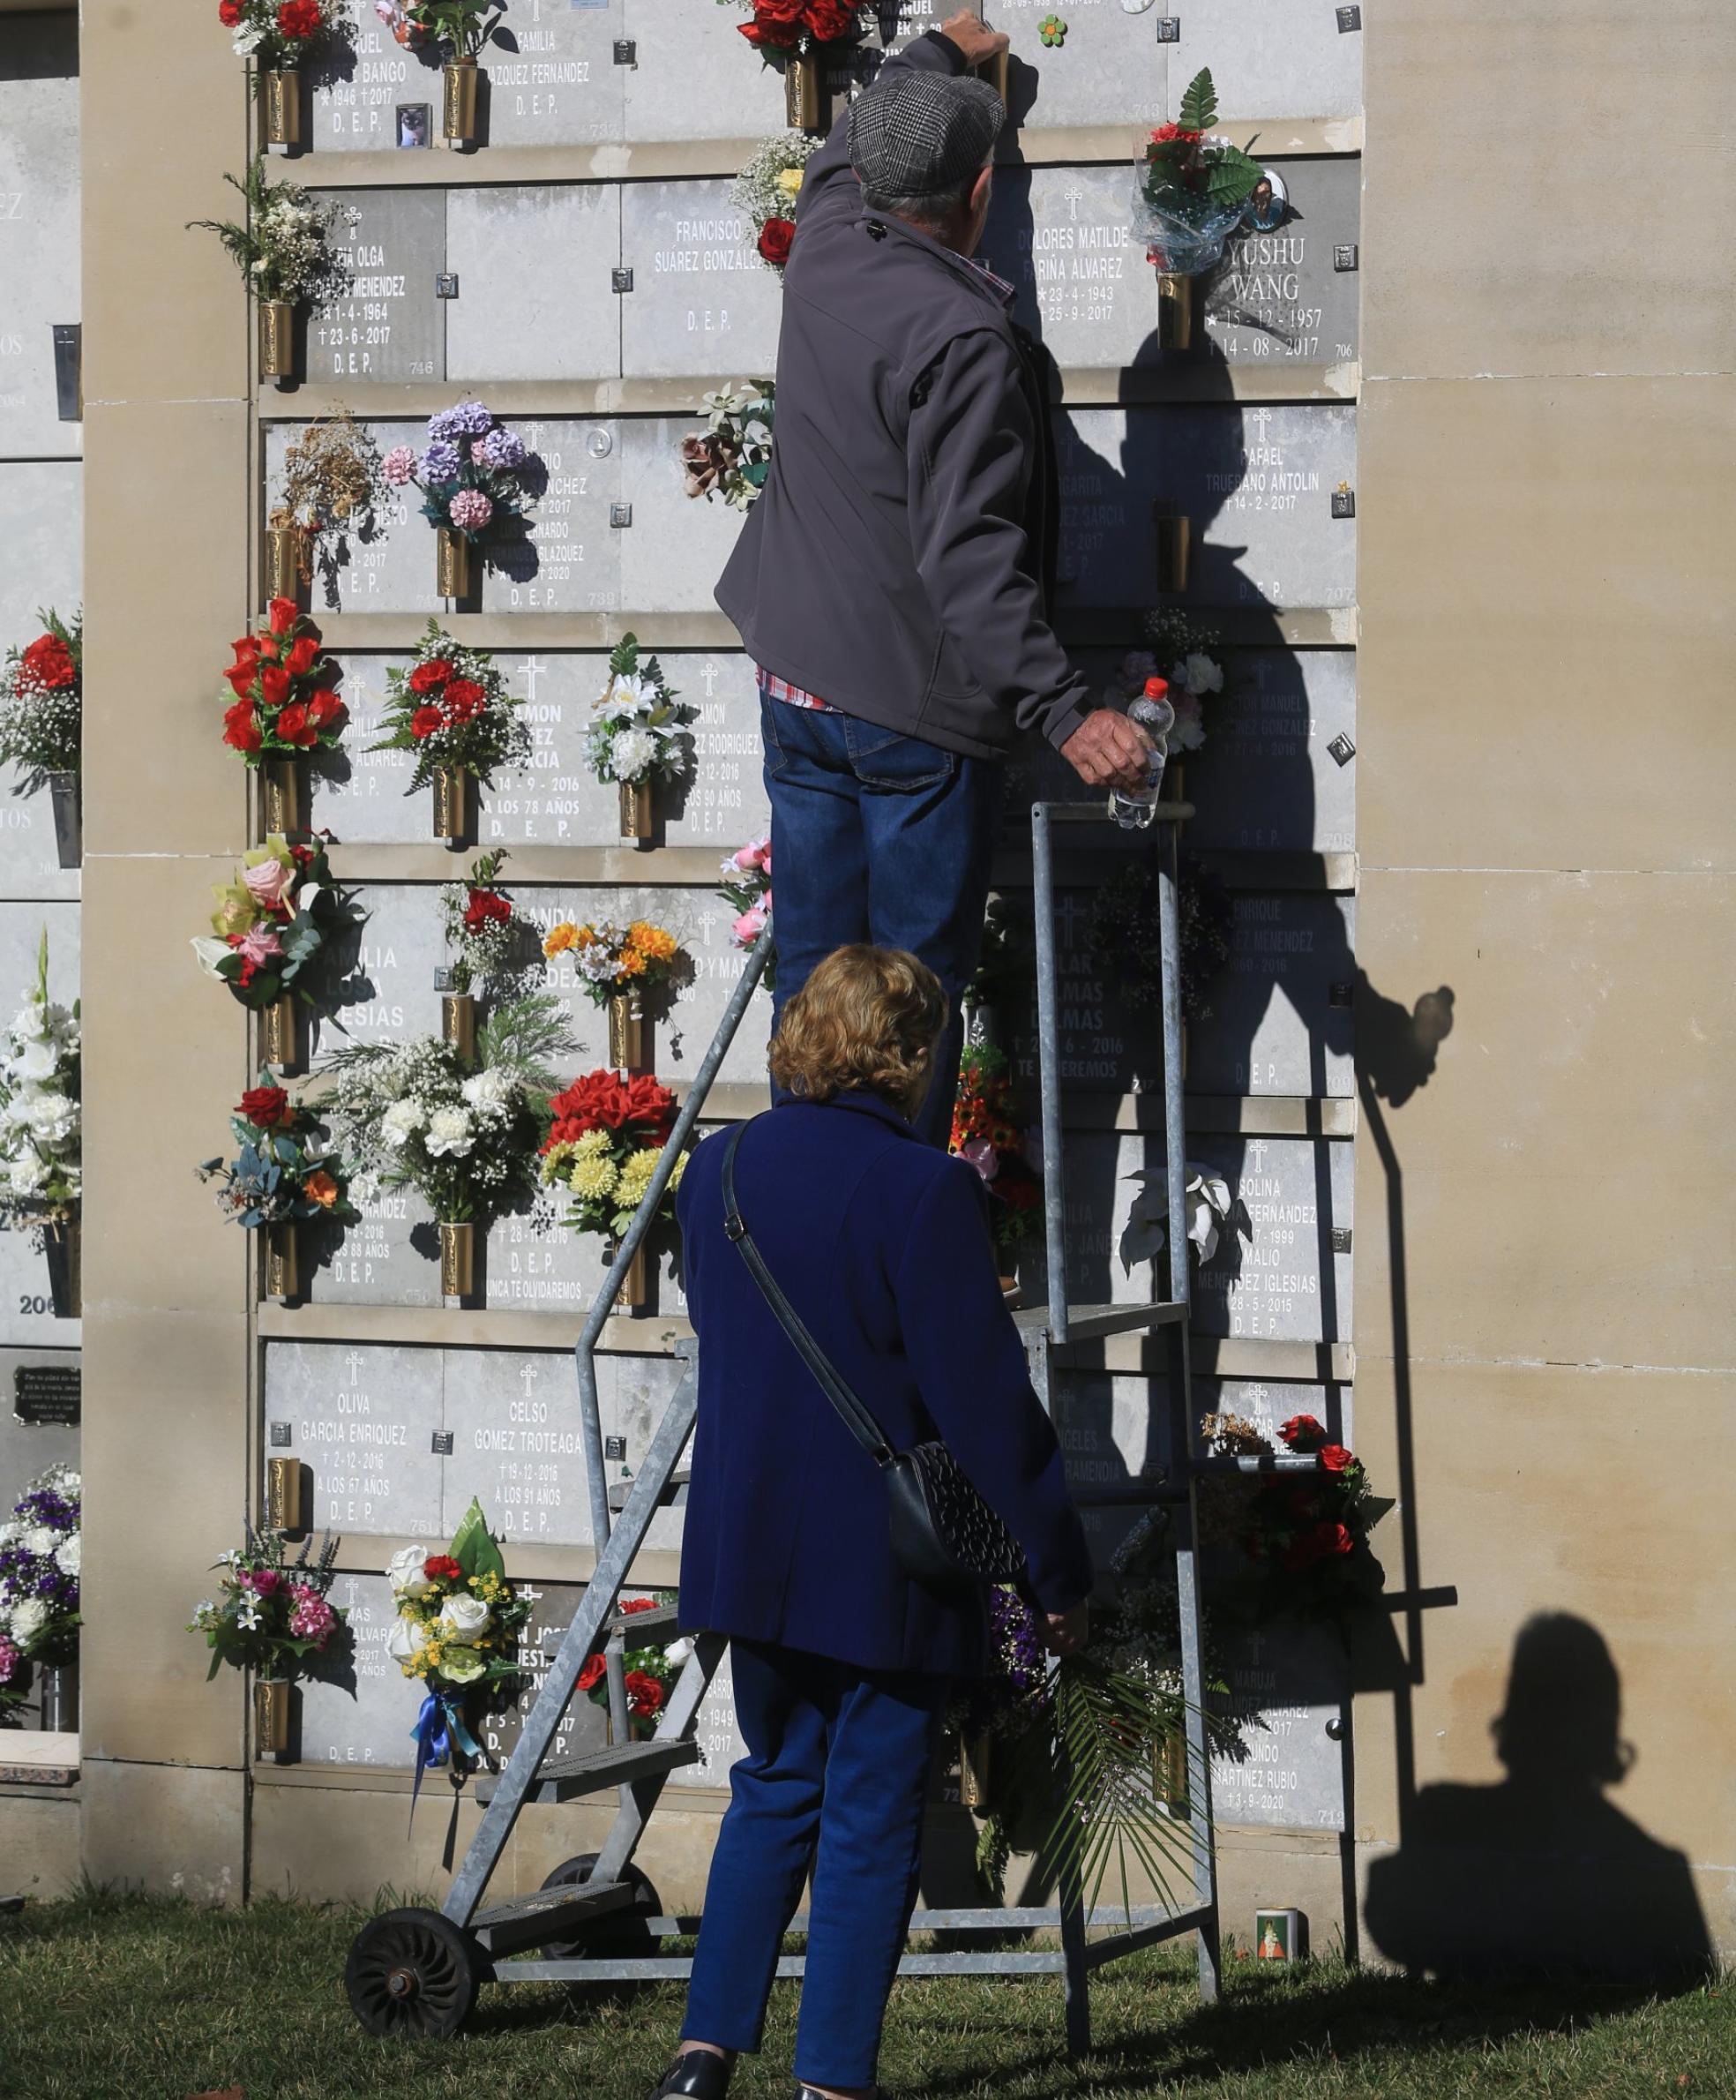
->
[767,945,948,1121]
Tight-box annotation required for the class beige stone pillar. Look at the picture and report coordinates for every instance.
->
[79,6,255,1894]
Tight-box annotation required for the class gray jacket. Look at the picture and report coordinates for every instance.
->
[715,31,1093,761]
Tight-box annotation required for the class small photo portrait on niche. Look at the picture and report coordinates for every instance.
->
[396,102,431,149]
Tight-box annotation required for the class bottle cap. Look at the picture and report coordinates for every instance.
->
[1143,676,1170,699]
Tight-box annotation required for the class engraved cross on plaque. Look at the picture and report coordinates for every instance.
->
[1063,182,1084,224]
[1054,895,1085,945]
[1246,1138,1269,1172]
[700,660,722,700]
[520,1363,540,1396]
[521,655,550,707]
[344,1349,364,1385]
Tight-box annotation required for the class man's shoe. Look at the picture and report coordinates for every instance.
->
[647,2051,731,2099]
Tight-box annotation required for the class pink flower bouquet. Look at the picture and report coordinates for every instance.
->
[718,835,775,992]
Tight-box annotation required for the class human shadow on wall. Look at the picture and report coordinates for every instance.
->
[1364,1613,1710,1983]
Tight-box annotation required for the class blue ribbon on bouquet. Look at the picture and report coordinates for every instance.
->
[408,1691,483,1828]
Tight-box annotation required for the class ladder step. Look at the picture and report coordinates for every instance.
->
[603,1598,680,1639]
[471,1876,637,1955]
[608,1466,692,1511]
[1015,1301,1187,1343]
[475,1736,701,1807]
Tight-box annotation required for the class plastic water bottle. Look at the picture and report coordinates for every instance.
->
[1109,678,1175,829]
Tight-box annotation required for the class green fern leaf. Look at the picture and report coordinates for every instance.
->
[1177,68,1216,133]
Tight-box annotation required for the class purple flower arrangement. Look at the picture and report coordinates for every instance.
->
[0,1464,80,1704]
[380,400,539,551]
[949,1585,1048,1739]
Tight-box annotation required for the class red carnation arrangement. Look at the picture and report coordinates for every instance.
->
[542,1071,677,1152]
[737,0,859,50]
[757,219,796,267]
[218,0,337,64]
[439,848,534,1002]
[220,599,346,765]
[1200,1410,1389,1623]
[541,1072,686,1245]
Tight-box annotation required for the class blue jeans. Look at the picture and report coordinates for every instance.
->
[682,1639,950,2089]
[762,695,1002,1146]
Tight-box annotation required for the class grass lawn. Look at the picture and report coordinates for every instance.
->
[0,1891,1726,2100]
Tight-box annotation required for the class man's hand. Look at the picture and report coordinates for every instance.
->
[1044,1602,1089,1657]
[940,9,1010,66]
[1061,709,1156,794]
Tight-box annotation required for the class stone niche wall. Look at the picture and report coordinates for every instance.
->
[237,0,1363,1894]
[0,16,83,1740]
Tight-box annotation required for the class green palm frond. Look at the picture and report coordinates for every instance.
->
[475,992,578,1090]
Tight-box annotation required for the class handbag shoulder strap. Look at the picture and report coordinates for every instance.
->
[720,1121,898,1470]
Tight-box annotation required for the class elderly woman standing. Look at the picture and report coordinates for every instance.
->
[648,946,1092,2100]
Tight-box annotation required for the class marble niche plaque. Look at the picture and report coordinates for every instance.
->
[305,188,445,385]
[297,1571,412,1767]
[311,8,626,151]
[311,650,767,849]
[1210,1622,1348,1833]
[263,1339,445,1537]
[1186,893,1355,1099]
[668,1638,742,1791]
[0,18,80,462]
[446,185,622,383]
[0,462,81,660]
[869,0,1172,132]
[0,904,79,1349]
[623,0,792,142]
[1056,403,1357,611]
[1160,0,1362,125]
[617,418,755,614]
[620,181,786,382]
[1002,648,1355,859]
[266,419,626,615]
[979,160,1359,372]
[480,1576,609,1774]
[1042,1129,1349,1341]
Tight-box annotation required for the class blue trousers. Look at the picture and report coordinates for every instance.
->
[761,695,1002,1148]
[682,1639,950,2089]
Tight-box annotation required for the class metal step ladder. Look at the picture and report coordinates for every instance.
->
[343,796,1221,2051]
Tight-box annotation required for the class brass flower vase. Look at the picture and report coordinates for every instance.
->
[261,753,307,837]
[608,988,645,1072]
[618,777,654,844]
[44,1218,79,1320]
[261,66,303,146]
[266,1454,304,1532]
[48,772,80,870]
[265,525,306,605]
[254,1676,292,1759]
[39,1661,78,1732]
[1155,271,1196,352]
[443,56,479,143]
[610,1241,648,1316]
[785,46,824,131]
[266,1221,300,1304]
[431,764,470,847]
[1156,1728,1190,1818]
[258,299,296,381]
[260,994,302,1075]
[960,1730,993,1813]
[1154,510,1193,594]
[440,1219,475,1302]
[442,991,476,1061]
[435,525,471,601]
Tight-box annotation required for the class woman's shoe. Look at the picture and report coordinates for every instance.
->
[647,2051,731,2098]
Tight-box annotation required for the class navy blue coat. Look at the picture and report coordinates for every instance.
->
[675,1091,1094,1677]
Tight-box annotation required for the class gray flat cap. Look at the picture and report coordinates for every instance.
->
[848,64,1004,202]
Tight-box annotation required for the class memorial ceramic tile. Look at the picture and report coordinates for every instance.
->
[979,160,1358,371]
[0,1347,79,1526]
[1055,403,1357,609]
[447,185,622,382]
[263,1339,445,1536]
[0,465,81,659]
[297,1571,414,1767]
[311,9,626,151]
[1187,893,1355,1098]
[624,0,792,141]
[266,420,625,614]
[1171,0,1361,124]
[1210,1622,1348,1832]
[480,1576,608,1772]
[443,1349,594,1542]
[620,183,784,381]
[618,419,756,612]
[306,188,445,385]
[0,19,80,461]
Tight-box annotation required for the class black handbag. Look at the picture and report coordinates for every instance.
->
[721,1122,1027,1601]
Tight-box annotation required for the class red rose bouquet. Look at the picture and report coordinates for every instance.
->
[951,1045,1044,1261]
[221,599,347,766]
[0,607,81,784]
[574,1594,690,1742]
[220,0,343,66]
[540,1070,686,1242]
[438,848,538,1001]
[373,619,531,793]
[733,0,859,52]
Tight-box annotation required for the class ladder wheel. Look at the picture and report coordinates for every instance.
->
[344,1907,483,2038]
[538,1853,664,1961]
